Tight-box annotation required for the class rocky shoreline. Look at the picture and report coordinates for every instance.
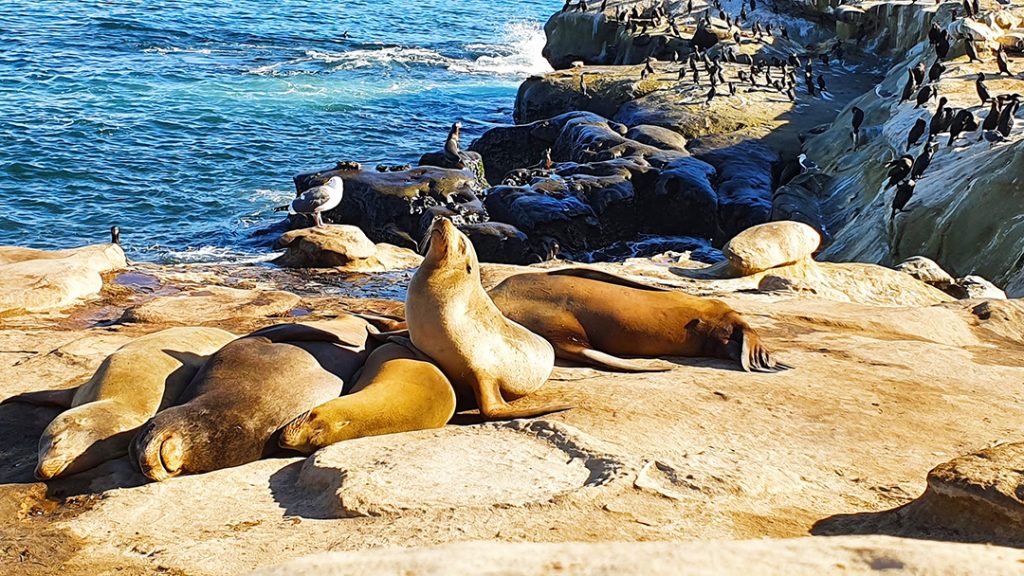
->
[2,0,1024,574]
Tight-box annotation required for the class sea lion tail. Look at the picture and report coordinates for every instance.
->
[734,327,792,373]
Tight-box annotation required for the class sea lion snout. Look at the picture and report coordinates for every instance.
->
[35,449,68,481]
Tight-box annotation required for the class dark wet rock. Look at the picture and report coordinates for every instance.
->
[641,157,719,240]
[459,222,537,265]
[695,141,778,241]
[771,172,831,246]
[553,115,681,165]
[624,125,689,153]
[483,184,601,255]
[419,150,488,187]
[291,165,486,251]
[470,111,616,184]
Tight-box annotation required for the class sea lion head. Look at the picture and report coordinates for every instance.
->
[422,217,478,279]
[36,402,135,480]
[279,409,351,455]
[131,411,192,482]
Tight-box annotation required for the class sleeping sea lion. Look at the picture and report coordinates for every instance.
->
[487,268,790,373]
[130,317,371,481]
[279,339,456,454]
[1,327,236,480]
[406,218,567,419]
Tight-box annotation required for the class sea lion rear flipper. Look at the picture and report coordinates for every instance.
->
[1,387,78,408]
[546,267,670,292]
[735,327,792,373]
[353,313,408,333]
[562,346,673,373]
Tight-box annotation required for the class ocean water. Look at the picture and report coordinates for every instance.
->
[0,0,556,262]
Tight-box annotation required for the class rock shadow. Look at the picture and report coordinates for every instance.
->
[0,402,60,485]
[812,488,1024,549]
[268,459,340,520]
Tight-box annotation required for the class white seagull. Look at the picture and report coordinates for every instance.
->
[276,176,344,228]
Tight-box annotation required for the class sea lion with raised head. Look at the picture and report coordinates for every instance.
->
[487,268,790,373]
[279,338,456,454]
[1,327,236,480]
[131,317,371,481]
[406,218,566,420]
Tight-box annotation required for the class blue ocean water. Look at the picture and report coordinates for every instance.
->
[0,0,556,262]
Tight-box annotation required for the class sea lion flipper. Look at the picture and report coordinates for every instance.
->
[567,347,673,373]
[246,322,366,349]
[546,267,670,292]
[1,387,77,408]
[735,327,792,373]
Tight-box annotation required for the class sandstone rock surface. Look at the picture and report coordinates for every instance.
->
[120,285,300,324]
[0,244,126,316]
[250,536,1024,576]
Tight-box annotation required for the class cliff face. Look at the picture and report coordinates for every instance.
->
[804,11,1024,297]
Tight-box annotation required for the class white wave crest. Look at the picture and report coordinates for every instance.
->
[455,20,552,76]
[143,47,214,55]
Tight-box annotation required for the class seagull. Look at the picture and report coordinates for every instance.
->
[797,153,819,173]
[276,176,344,228]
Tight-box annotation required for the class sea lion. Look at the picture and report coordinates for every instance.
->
[406,218,566,420]
[131,317,370,481]
[279,339,456,454]
[1,327,236,480]
[487,268,790,373]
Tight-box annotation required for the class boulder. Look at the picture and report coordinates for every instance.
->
[895,257,956,291]
[120,286,300,325]
[952,275,1007,300]
[273,225,377,268]
[723,221,821,276]
[0,243,126,316]
[641,157,719,239]
[624,124,689,153]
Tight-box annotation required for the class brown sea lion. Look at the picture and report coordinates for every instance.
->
[487,268,790,373]
[279,339,456,454]
[406,218,566,420]
[1,327,236,480]
[130,317,370,481]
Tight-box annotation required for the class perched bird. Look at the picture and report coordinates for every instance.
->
[819,53,829,67]
[797,153,820,173]
[996,96,1020,138]
[275,176,344,228]
[579,73,589,97]
[927,59,945,83]
[936,31,951,59]
[900,71,916,104]
[947,109,977,146]
[914,84,935,108]
[705,85,717,106]
[979,98,1002,139]
[817,75,828,94]
[910,142,936,179]
[110,226,121,245]
[891,179,916,220]
[785,83,796,101]
[962,0,973,19]
[728,81,737,96]
[963,35,981,63]
[911,62,926,86]
[928,96,949,138]
[996,47,1012,76]
[928,23,942,46]
[975,72,991,105]
[444,121,465,168]
[885,155,914,188]
[907,117,927,150]
[781,25,790,40]
[851,106,865,147]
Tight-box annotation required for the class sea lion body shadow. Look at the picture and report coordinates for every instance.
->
[405,218,566,420]
[488,268,790,373]
[131,317,371,482]
[1,327,236,480]
[280,338,456,454]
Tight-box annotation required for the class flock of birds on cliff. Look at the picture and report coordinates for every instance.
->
[568,0,843,106]
[843,12,1022,221]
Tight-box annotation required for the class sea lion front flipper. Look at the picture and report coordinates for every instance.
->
[1,387,77,408]
[561,345,673,373]
[546,267,671,292]
[474,377,571,421]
